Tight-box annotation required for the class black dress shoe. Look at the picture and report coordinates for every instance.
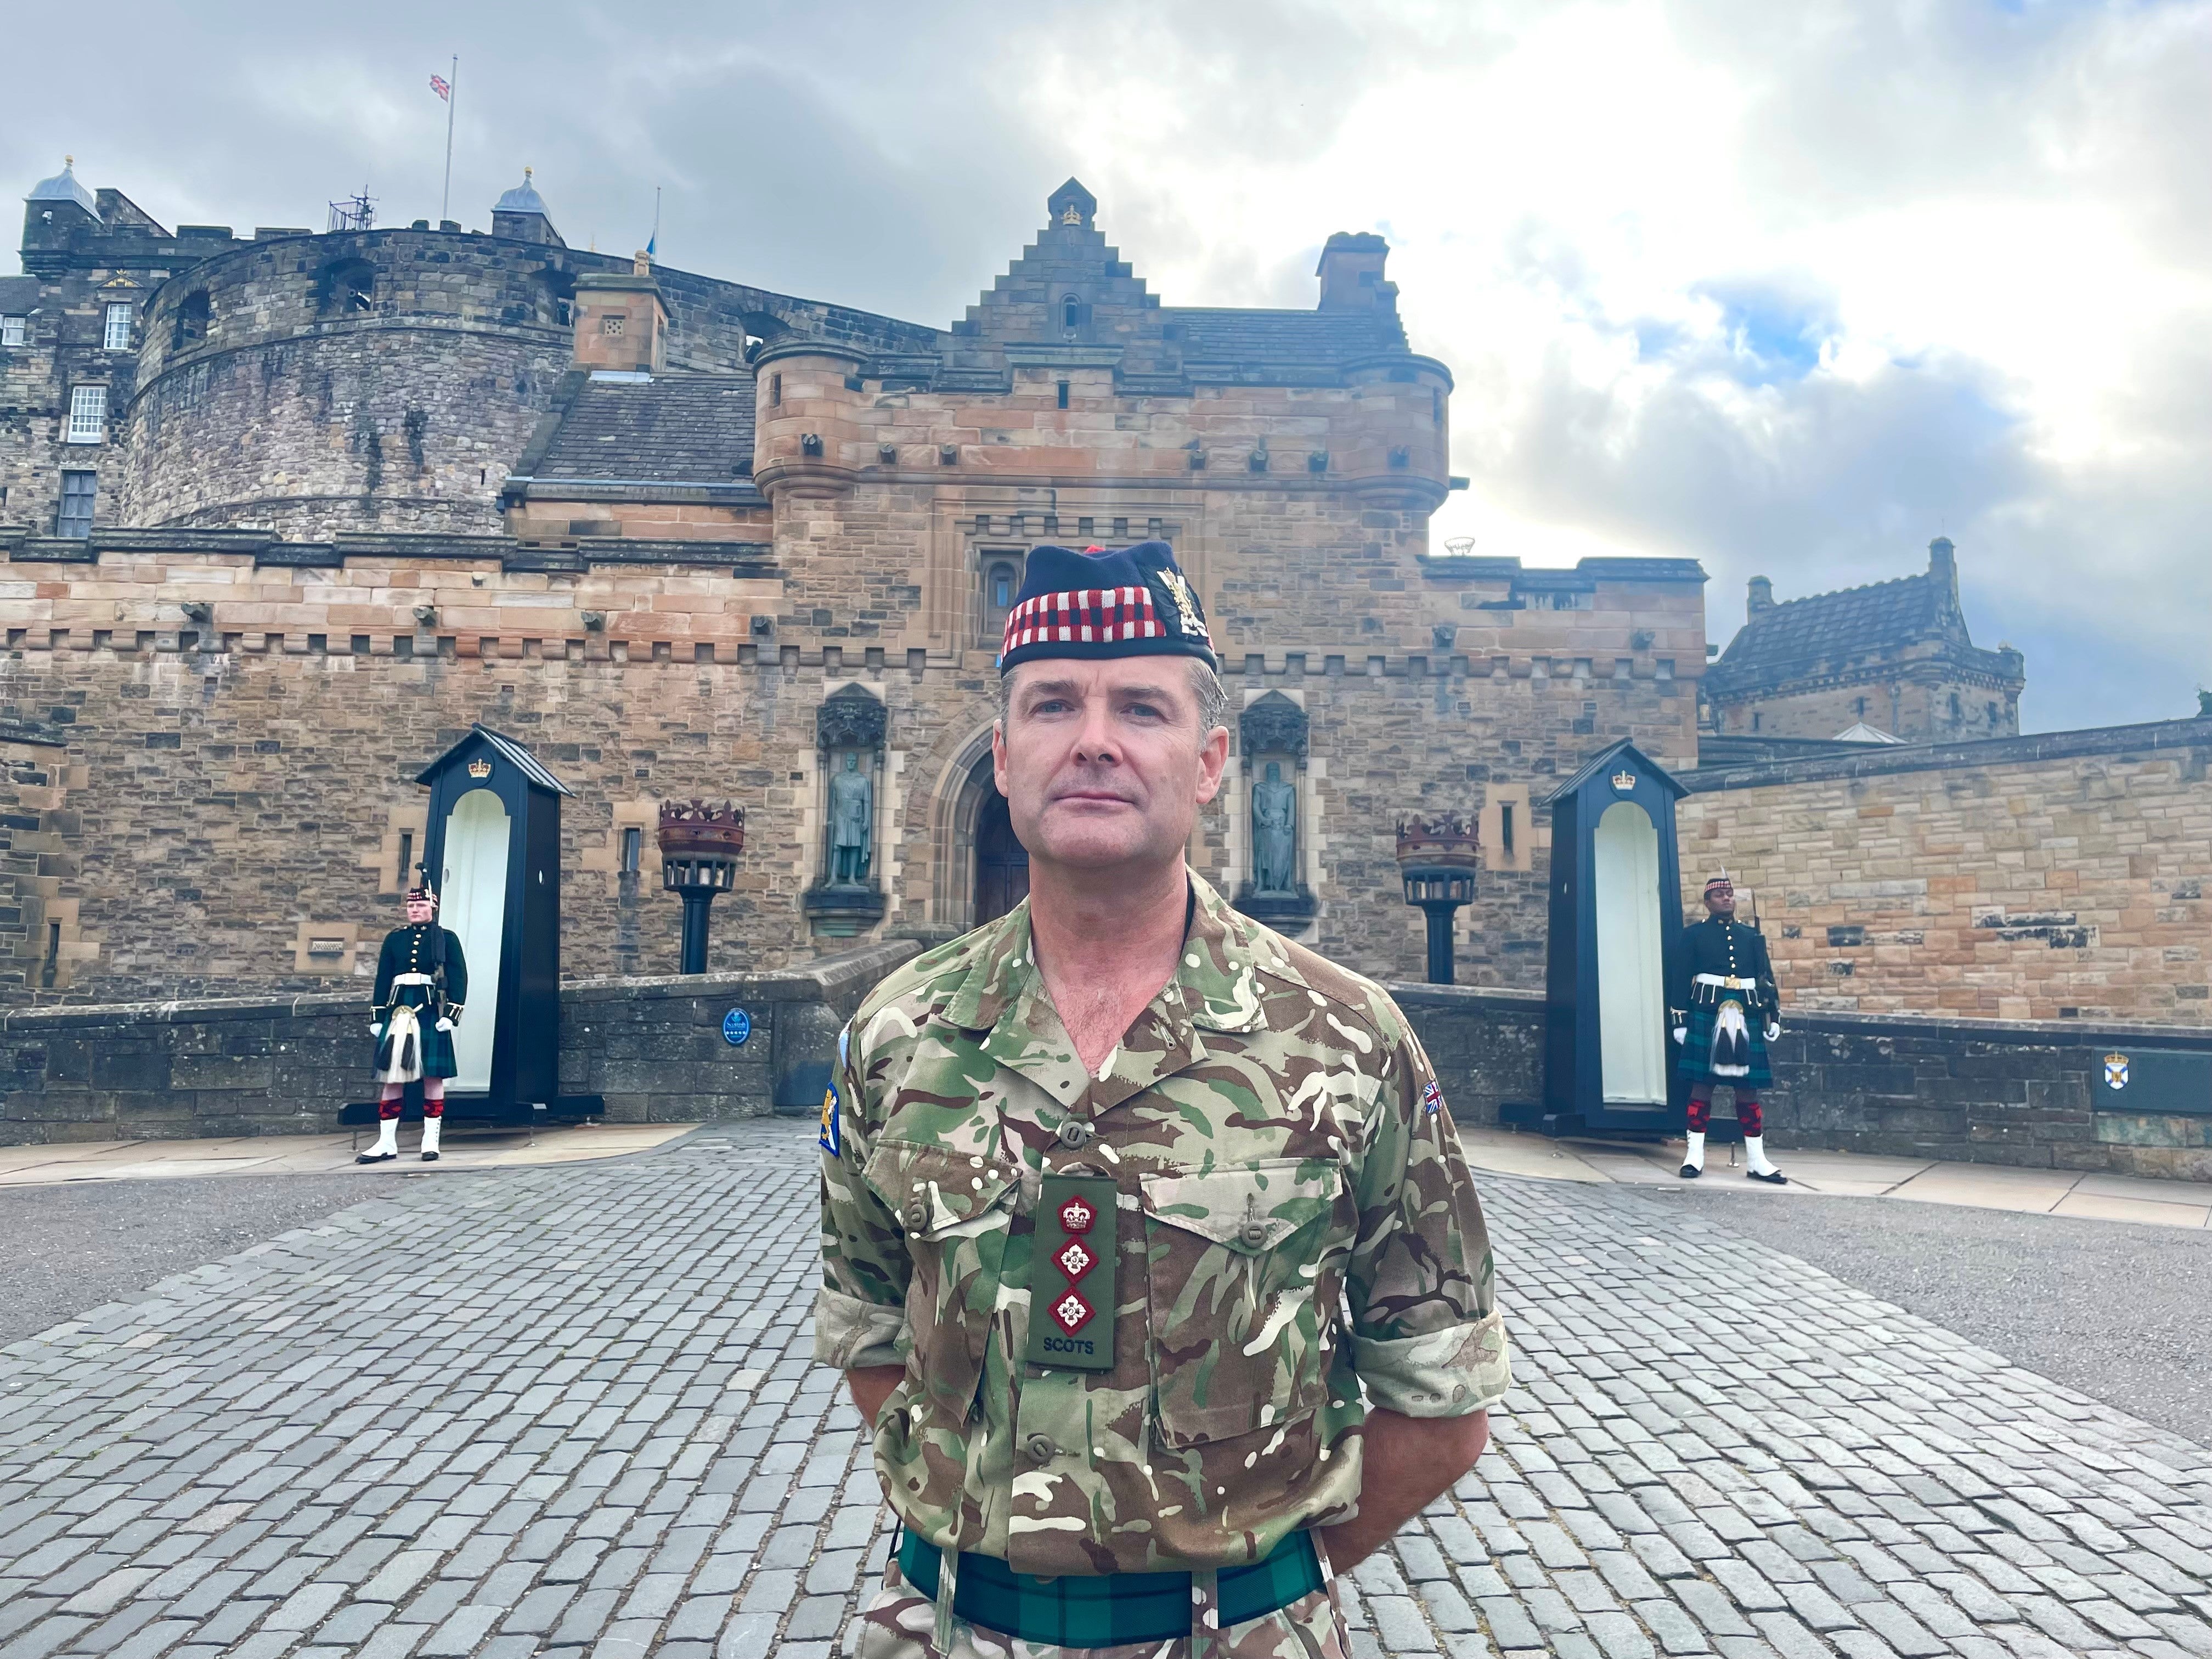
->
[357,1151,397,1165]
[421,1150,440,1162]
[1747,1168,1786,1185]
[1679,1164,1701,1179]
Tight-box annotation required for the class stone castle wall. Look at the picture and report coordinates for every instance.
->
[0,531,1702,1005]
[1679,722,2212,1024]
[1400,983,2212,1182]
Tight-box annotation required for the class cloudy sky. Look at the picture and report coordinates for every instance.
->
[11,0,2209,730]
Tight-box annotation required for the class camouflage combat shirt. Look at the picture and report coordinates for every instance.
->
[815,872,1511,1577]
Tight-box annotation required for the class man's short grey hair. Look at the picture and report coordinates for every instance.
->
[997,659,1230,749]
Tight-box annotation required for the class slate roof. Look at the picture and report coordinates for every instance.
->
[1705,572,1958,692]
[494,178,550,217]
[1163,307,1409,368]
[415,724,572,795]
[0,275,40,313]
[532,374,756,484]
[26,160,97,216]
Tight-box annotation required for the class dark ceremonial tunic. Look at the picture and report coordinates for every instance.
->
[1668,916,1776,1088]
[371,923,468,1079]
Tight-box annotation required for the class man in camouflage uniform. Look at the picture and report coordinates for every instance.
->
[817,541,1511,1658]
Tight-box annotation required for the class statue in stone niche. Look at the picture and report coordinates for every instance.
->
[828,752,873,884]
[1251,760,1298,895]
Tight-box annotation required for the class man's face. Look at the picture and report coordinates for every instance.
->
[1705,887,1735,918]
[405,896,436,926]
[993,659,1228,876]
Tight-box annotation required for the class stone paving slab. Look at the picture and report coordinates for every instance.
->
[1,1121,2207,1658]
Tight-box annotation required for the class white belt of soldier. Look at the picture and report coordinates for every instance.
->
[1690,972,1764,1007]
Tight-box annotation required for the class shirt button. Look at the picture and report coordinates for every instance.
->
[1056,1119,1093,1149]
[1025,1433,1058,1463]
[905,1199,929,1230]
[1239,1219,1270,1249]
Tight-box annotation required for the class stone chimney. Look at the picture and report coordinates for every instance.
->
[1316,232,1392,311]
[1747,574,1774,618]
[1928,536,1959,606]
[571,253,667,374]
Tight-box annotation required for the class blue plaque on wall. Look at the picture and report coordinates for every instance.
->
[723,1007,752,1047]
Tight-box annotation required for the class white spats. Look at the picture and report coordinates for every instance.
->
[420,1116,443,1160]
[358,1117,399,1163]
[1680,1130,1705,1178]
[1745,1135,1785,1183]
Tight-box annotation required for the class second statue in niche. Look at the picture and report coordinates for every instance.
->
[828,752,874,885]
[1251,760,1298,895]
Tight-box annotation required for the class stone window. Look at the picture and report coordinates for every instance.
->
[66,386,106,444]
[174,291,210,348]
[1061,294,1081,333]
[602,314,625,337]
[1057,379,1070,409]
[1985,700,1997,725]
[1949,692,1962,721]
[57,470,95,538]
[770,373,782,407]
[103,302,132,349]
[0,315,23,348]
[621,826,642,874]
[984,557,1020,645]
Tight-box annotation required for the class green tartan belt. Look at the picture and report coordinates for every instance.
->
[898,1527,1324,1647]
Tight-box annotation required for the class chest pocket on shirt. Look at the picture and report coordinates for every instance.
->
[864,1141,1020,1423]
[1138,1158,1350,1448]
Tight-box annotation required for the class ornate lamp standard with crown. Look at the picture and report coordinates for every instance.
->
[657,800,745,974]
[1396,813,1481,984]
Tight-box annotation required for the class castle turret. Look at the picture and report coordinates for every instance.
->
[492,168,564,247]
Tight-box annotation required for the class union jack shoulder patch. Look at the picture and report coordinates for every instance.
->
[1421,1080,1444,1116]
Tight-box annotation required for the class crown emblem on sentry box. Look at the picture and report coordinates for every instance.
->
[1610,769,1637,793]
[467,758,493,779]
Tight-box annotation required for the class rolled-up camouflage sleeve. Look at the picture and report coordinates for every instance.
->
[1340,1007,1511,1418]
[814,1020,910,1372]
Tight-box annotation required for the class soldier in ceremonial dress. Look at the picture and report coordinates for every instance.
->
[817,541,1511,1659]
[358,873,469,1165]
[1669,873,1786,1183]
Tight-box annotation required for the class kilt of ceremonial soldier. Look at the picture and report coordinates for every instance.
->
[816,874,1513,1658]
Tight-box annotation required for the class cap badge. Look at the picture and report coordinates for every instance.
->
[1158,568,1207,642]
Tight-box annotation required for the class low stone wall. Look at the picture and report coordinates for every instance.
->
[0,940,916,1147]
[1392,984,2212,1183]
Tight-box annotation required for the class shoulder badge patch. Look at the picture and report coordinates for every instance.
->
[1421,1079,1444,1116]
[817,1082,842,1156]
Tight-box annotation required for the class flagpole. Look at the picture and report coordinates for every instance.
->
[650,186,661,259]
[440,56,458,223]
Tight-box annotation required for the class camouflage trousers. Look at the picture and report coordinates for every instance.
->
[850,1547,1349,1659]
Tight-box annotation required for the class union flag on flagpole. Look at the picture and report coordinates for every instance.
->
[430,74,452,101]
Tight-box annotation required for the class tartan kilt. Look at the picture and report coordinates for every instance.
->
[372,1008,459,1080]
[1679,998,1771,1089]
